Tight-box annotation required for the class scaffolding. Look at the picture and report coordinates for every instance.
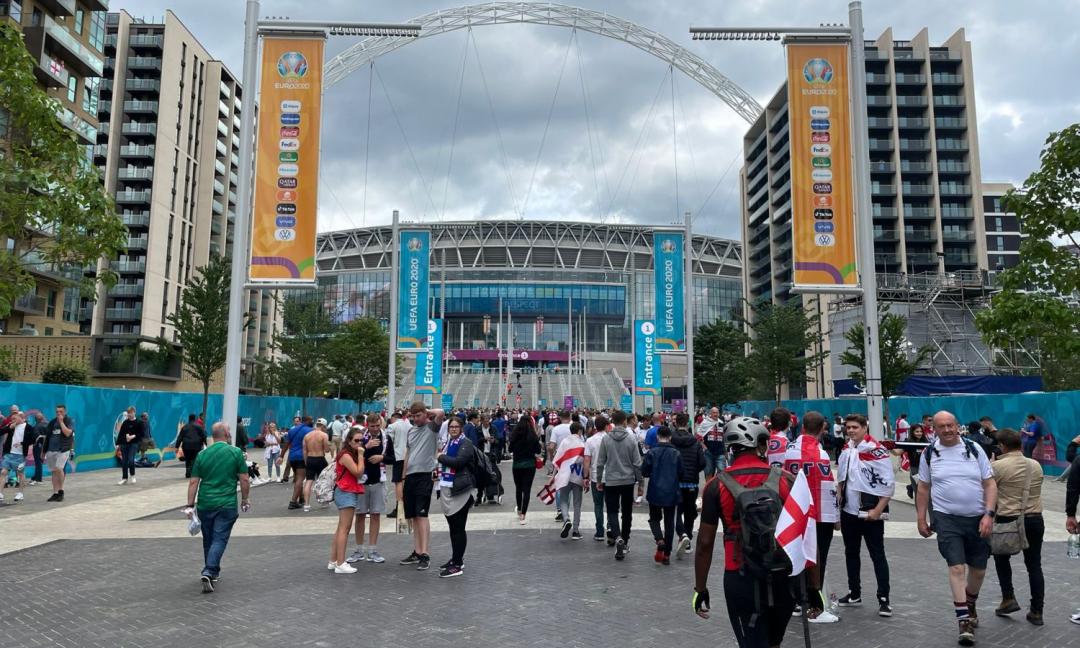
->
[829,270,1040,376]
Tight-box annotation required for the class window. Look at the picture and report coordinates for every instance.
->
[47,290,57,318]
[81,76,99,114]
[88,11,106,52]
[74,9,85,34]
[995,236,1005,251]
[66,75,78,103]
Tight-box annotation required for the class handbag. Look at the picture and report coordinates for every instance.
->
[535,455,545,470]
[990,463,1032,556]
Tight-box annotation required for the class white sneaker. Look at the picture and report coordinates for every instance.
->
[808,610,840,624]
[634,495,643,504]
[303,504,311,512]
[14,492,23,502]
[676,534,691,558]
[334,562,357,574]
[0,492,4,502]
[327,561,336,571]
[1070,611,1080,625]
[117,479,127,485]
[130,477,136,484]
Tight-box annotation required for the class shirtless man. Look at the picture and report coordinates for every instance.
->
[301,419,332,512]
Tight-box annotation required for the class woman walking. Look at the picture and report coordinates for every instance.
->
[329,428,366,574]
[509,415,543,525]
[262,423,282,482]
[991,427,1045,625]
[435,417,477,578]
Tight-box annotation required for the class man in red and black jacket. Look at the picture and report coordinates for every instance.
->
[692,416,796,648]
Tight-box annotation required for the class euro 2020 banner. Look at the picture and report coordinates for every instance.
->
[397,230,430,350]
[634,320,661,396]
[653,231,685,351]
[415,319,443,394]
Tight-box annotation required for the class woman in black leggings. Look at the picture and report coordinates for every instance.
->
[508,416,543,525]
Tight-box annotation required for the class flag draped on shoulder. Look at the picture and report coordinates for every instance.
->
[783,434,839,523]
[837,435,895,498]
[775,470,817,576]
[552,435,585,491]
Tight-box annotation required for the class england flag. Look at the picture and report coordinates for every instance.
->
[774,470,818,576]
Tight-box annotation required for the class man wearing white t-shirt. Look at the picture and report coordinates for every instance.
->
[582,415,613,542]
[895,413,911,442]
[548,411,574,521]
[916,411,997,647]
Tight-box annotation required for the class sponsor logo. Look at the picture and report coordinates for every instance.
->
[811,143,832,156]
[815,233,836,247]
[811,169,833,182]
[276,203,296,215]
[809,105,830,119]
[279,138,300,151]
[279,151,298,163]
[802,58,834,84]
[812,195,833,208]
[813,182,833,194]
[280,99,302,112]
[274,228,296,241]
[640,321,655,336]
[275,215,296,228]
[810,118,831,131]
[813,208,834,220]
[811,131,831,143]
[280,127,300,138]
[276,189,297,202]
[277,177,298,189]
[276,52,309,79]
[814,221,834,233]
[277,163,299,176]
[812,157,832,168]
[407,237,424,252]
[280,113,301,126]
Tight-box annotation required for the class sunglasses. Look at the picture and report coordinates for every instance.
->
[350,438,363,444]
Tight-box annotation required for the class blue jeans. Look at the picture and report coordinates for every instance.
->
[592,487,615,537]
[121,443,139,479]
[198,507,239,578]
[704,449,726,478]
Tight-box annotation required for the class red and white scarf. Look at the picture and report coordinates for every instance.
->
[837,434,895,498]
[783,434,838,523]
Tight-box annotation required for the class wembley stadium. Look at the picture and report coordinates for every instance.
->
[313,220,743,409]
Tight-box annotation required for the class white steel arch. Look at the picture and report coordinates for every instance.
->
[324,2,764,123]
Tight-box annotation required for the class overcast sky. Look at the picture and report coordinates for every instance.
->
[110,0,1080,239]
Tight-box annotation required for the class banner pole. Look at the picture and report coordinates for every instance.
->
[685,212,695,425]
[223,0,261,438]
[388,210,399,413]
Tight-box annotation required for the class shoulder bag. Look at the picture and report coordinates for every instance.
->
[990,462,1032,556]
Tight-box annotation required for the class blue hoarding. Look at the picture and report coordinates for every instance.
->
[415,319,443,394]
[653,231,685,351]
[634,319,661,396]
[397,230,430,350]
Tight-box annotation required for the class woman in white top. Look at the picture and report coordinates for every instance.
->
[261,423,282,481]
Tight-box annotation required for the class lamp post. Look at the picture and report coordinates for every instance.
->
[689,1,884,431]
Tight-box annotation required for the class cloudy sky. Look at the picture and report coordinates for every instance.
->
[110,0,1079,239]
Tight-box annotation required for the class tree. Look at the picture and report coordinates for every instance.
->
[840,305,933,406]
[694,319,751,407]
[745,301,828,404]
[41,360,88,385]
[0,24,126,317]
[325,317,392,403]
[168,256,245,417]
[975,124,1080,391]
[271,293,339,413]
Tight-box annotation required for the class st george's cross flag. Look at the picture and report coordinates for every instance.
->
[775,470,817,576]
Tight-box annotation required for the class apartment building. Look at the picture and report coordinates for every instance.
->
[90,9,278,386]
[0,0,108,336]
[982,182,1021,272]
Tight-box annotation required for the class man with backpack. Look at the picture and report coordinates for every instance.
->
[692,416,796,648]
[916,411,997,647]
[642,425,682,564]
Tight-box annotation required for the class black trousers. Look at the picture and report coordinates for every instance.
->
[512,467,536,515]
[993,513,1045,613]
[809,521,835,610]
[604,484,635,543]
[120,442,139,479]
[840,511,890,599]
[724,570,795,648]
[446,497,473,567]
[31,443,44,482]
[675,487,698,540]
[182,445,203,479]
[649,504,677,552]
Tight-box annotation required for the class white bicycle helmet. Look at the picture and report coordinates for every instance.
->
[723,416,769,450]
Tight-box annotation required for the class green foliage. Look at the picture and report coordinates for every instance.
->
[41,360,89,385]
[745,300,827,404]
[167,256,244,414]
[0,346,17,381]
[694,319,750,408]
[0,23,126,317]
[975,124,1080,391]
[100,337,178,376]
[840,305,933,398]
[270,293,340,409]
[325,317,392,403]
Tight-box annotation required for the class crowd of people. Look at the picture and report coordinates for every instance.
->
[3,399,1078,646]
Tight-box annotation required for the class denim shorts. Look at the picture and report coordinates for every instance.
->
[932,511,991,569]
[1,453,26,473]
[334,488,360,510]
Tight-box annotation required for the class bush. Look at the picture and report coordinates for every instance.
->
[0,347,17,381]
[41,360,89,385]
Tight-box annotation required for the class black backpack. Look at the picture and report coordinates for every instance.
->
[472,446,499,492]
[717,466,792,578]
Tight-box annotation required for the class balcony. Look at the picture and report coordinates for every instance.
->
[85,0,109,10]
[941,230,975,242]
[939,184,972,196]
[216,139,228,157]
[934,95,965,108]
[120,212,150,227]
[944,252,978,266]
[907,253,939,266]
[214,159,227,176]
[904,206,936,220]
[127,56,162,71]
[932,73,963,85]
[873,228,899,242]
[936,139,969,151]
[872,206,898,218]
[104,33,117,48]
[900,161,933,174]
[93,144,109,159]
[864,49,887,61]
[866,95,892,107]
[902,184,934,196]
[940,208,973,220]
[114,260,146,273]
[228,191,238,206]
[869,138,894,152]
[12,293,47,316]
[37,0,76,16]
[108,283,145,297]
[105,306,143,321]
[56,107,97,144]
[117,166,154,181]
[938,161,970,174]
[896,117,929,129]
[894,73,927,84]
[872,183,897,196]
[904,229,937,243]
[23,14,104,77]
[122,122,157,137]
[935,116,967,130]
[115,190,151,204]
[123,100,158,114]
[33,51,69,88]
[870,161,895,174]
[867,117,892,129]
[895,95,928,107]
[899,139,930,151]
[125,236,148,251]
[129,34,163,50]
[94,336,182,380]
[212,200,224,215]
[118,144,155,158]
[125,78,160,92]
[864,72,890,84]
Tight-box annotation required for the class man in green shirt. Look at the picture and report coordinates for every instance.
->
[185,421,250,593]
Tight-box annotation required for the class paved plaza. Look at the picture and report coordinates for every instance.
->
[2,461,1079,648]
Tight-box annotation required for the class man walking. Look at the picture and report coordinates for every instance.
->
[301,419,331,512]
[671,412,705,559]
[643,426,681,564]
[583,415,613,542]
[281,416,313,509]
[185,422,250,593]
[767,408,791,469]
[115,407,145,485]
[44,405,75,502]
[595,410,642,561]
[175,414,208,479]
[837,414,894,617]
[697,407,724,477]
[916,411,997,646]
[0,411,28,504]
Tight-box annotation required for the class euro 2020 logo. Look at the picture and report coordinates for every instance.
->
[660,239,676,254]
[407,237,424,252]
[803,58,834,84]
[277,51,309,79]
[641,321,655,336]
